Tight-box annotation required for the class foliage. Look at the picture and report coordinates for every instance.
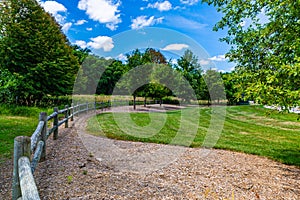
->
[202,0,300,109]
[73,55,112,95]
[221,72,238,105]
[0,0,79,105]
[175,49,203,100]
[119,49,174,108]
[97,60,128,95]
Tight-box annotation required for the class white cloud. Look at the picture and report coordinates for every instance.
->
[62,22,72,33]
[208,55,228,62]
[130,16,164,30]
[75,19,88,25]
[116,53,127,61]
[199,59,211,66]
[42,1,67,14]
[147,1,172,12]
[78,0,121,31]
[41,1,67,23]
[161,43,189,51]
[86,27,93,31]
[87,36,114,51]
[180,0,199,5]
[75,40,88,49]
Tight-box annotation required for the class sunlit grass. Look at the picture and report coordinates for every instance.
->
[87,105,300,166]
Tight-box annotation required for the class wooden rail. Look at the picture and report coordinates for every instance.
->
[12,101,109,200]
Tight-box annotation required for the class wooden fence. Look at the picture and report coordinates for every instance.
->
[12,101,110,200]
[11,99,164,199]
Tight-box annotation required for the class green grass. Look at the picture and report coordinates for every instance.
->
[87,105,300,166]
[0,105,52,163]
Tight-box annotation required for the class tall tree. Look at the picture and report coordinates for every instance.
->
[123,49,170,109]
[202,0,300,109]
[175,49,203,101]
[0,0,79,105]
[97,60,127,95]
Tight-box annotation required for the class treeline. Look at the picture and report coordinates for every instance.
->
[75,48,235,106]
[0,0,237,107]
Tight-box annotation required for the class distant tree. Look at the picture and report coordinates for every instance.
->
[175,49,203,101]
[203,69,226,105]
[143,48,167,64]
[221,72,238,105]
[202,0,300,109]
[97,60,127,95]
[73,55,111,95]
[0,0,79,105]
[71,45,91,65]
[122,49,170,109]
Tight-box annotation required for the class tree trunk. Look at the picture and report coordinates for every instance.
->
[144,97,146,107]
[133,95,136,110]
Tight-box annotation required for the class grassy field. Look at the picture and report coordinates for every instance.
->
[87,105,300,166]
[0,105,52,163]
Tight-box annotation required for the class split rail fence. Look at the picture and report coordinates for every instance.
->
[12,101,110,200]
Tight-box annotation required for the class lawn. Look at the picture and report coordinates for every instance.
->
[0,105,52,163]
[87,105,300,166]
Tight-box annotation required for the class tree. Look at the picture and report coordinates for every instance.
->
[0,0,79,105]
[203,69,225,105]
[175,49,203,101]
[73,55,112,95]
[97,60,127,95]
[122,48,170,109]
[221,72,238,105]
[202,0,300,109]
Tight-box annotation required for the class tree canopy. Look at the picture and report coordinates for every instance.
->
[203,0,300,109]
[0,0,79,105]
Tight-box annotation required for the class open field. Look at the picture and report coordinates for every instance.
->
[87,105,300,166]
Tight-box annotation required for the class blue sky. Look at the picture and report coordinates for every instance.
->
[39,0,235,72]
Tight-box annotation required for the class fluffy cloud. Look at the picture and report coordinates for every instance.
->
[208,55,228,62]
[180,0,199,5]
[40,1,67,23]
[116,53,127,61]
[147,1,172,11]
[40,1,73,32]
[199,59,211,66]
[161,43,189,51]
[78,0,121,31]
[75,40,88,49]
[62,22,72,33]
[87,36,114,51]
[42,1,67,15]
[130,16,164,30]
[86,27,93,31]
[75,19,88,25]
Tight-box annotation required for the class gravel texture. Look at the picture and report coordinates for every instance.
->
[1,105,299,199]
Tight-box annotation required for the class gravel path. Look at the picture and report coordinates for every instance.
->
[1,105,299,199]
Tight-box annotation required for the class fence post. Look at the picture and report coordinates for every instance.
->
[65,105,69,128]
[86,102,89,114]
[71,103,74,121]
[12,136,31,200]
[53,107,59,140]
[40,112,47,161]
